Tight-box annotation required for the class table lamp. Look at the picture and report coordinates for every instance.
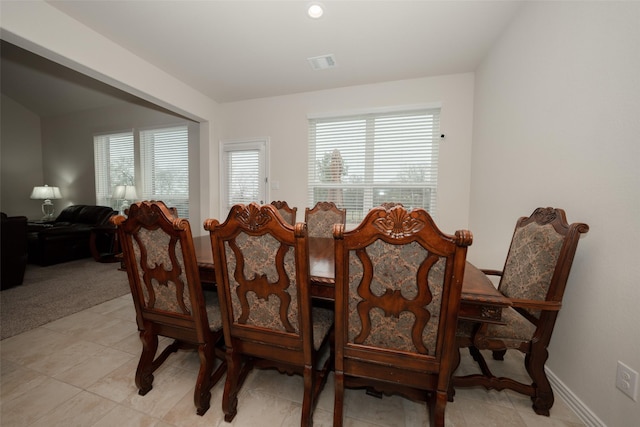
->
[112,185,138,215]
[30,185,62,220]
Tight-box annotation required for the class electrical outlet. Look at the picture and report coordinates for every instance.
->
[616,361,638,401]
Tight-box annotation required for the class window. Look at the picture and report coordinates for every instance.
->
[140,126,189,217]
[94,131,134,210]
[308,108,440,224]
[220,138,268,218]
[94,125,189,217]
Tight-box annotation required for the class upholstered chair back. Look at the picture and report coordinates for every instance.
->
[270,200,297,225]
[112,200,225,416]
[117,201,219,335]
[206,202,333,425]
[332,205,472,427]
[305,201,346,238]
[498,207,587,320]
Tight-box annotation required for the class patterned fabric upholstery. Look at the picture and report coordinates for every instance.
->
[500,222,564,319]
[347,239,445,354]
[224,232,299,333]
[312,307,334,350]
[484,307,536,345]
[270,201,297,225]
[457,307,536,346]
[132,227,193,314]
[305,202,346,238]
[204,290,223,331]
[277,209,295,225]
[307,210,344,238]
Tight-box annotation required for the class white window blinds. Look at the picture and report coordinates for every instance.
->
[140,125,189,217]
[308,108,440,224]
[93,131,134,209]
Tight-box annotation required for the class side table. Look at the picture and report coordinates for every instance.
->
[89,226,121,263]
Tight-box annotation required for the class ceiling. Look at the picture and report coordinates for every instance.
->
[1,1,522,116]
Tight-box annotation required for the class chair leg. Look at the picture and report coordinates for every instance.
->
[333,371,345,427]
[430,390,447,427]
[447,347,462,402]
[136,329,158,395]
[526,347,553,416]
[194,342,215,416]
[492,349,507,360]
[222,350,240,422]
[301,365,314,427]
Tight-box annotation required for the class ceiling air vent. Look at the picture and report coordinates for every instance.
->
[307,54,337,71]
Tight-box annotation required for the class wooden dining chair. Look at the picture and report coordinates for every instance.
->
[271,200,297,225]
[204,202,334,426]
[112,200,226,416]
[304,201,346,238]
[332,205,472,427]
[452,207,589,416]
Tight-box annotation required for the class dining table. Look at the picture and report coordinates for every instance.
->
[193,235,510,324]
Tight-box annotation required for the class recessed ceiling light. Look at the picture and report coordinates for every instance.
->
[308,3,324,19]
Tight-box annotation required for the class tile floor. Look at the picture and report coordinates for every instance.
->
[0,294,586,427]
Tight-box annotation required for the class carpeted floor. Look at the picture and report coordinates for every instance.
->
[0,258,130,340]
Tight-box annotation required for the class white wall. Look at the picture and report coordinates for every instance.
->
[470,2,640,425]
[219,73,475,234]
[0,94,44,218]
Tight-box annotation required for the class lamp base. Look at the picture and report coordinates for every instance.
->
[41,200,56,221]
[119,200,131,216]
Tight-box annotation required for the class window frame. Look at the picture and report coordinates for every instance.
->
[93,130,135,210]
[308,105,441,225]
[140,125,190,217]
[94,124,190,217]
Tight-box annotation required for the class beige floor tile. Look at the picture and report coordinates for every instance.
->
[339,387,409,427]
[456,396,527,426]
[21,337,107,377]
[245,367,306,403]
[91,405,168,427]
[86,357,140,402]
[0,327,75,362]
[0,376,81,426]
[122,365,195,418]
[111,329,144,355]
[44,310,136,347]
[0,359,49,403]
[29,390,118,427]
[443,398,470,427]
[342,416,393,427]
[86,294,133,316]
[53,346,135,388]
[518,410,586,427]
[220,388,300,426]
[161,377,227,427]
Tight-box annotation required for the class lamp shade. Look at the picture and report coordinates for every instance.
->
[112,185,137,200]
[30,185,62,200]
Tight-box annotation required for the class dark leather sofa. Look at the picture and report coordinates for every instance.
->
[27,205,117,266]
[1,212,29,289]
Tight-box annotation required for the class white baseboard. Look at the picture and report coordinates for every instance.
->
[546,366,606,427]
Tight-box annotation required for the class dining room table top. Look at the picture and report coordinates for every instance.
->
[192,234,510,322]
